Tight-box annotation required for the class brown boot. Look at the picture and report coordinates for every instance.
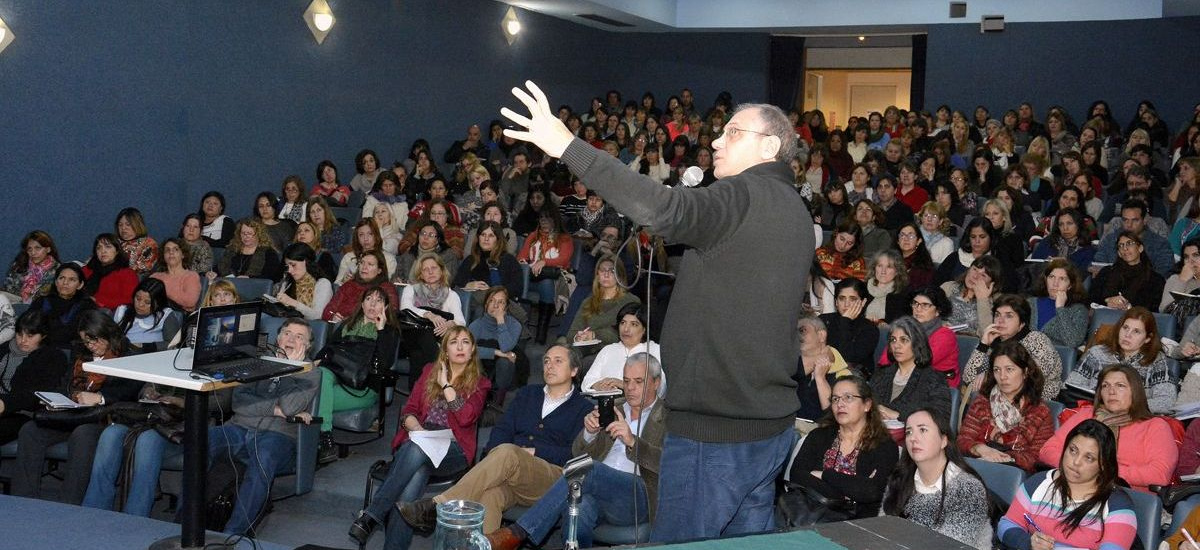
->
[486,526,525,550]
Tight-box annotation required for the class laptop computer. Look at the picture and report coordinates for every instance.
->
[192,301,302,383]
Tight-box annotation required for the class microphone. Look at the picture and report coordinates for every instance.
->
[680,166,704,187]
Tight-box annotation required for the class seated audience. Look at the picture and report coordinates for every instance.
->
[582,302,660,393]
[469,286,525,407]
[252,191,296,253]
[1093,200,1175,277]
[957,341,1054,472]
[853,200,892,260]
[322,250,398,322]
[312,159,351,206]
[792,316,851,428]
[396,220,460,286]
[150,237,202,312]
[307,196,350,254]
[979,198,1027,278]
[208,318,319,536]
[292,220,338,281]
[864,250,909,324]
[30,263,97,348]
[395,345,592,537]
[2,230,60,304]
[463,202,520,257]
[1063,307,1176,413]
[882,409,992,549]
[1001,419,1137,550]
[870,316,951,422]
[941,255,1001,335]
[269,242,333,321]
[563,255,640,352]
[895,222,935,290]
[400,252,467,387]
[486,353,665,550]
[786,376,899,523]
[212,219,282,281]
[1089,230,1166,311]
[113,278,179,353]
[815,222,866,281]
[82,233,139,311]
[1030,208,1095,272]
[337,219,399,284]
[519,210,575,344]
[0,310,70,444]
[12,310,141,504]
[1162,237,1200,312]
[198,191,236,248]
[935,217,1000,287]
[1026,258,1089,349]
[454,221,523,302]
[962,294,1063,400]
[820,278,880,376]
[916,202,954,264]
[1039,364,1177,492]
[179,215,215,274]
[277,174,309,223]
[362,170,409,229]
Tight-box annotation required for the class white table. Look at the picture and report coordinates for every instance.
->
[85,348,308,550]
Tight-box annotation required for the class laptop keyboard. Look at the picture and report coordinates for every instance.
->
[207,358,302,383]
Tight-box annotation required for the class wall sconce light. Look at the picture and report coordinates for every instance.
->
[303,0,335,44]
[502,7,521,45]
[0,15,14,55]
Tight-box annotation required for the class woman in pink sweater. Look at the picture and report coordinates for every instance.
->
[1038,364,1177,492]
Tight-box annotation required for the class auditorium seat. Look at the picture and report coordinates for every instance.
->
[1054,344,1078,378]
[1126,487,1163,550]
[965,457,1024,507]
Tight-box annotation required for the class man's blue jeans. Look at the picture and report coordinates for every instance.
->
[363,440,468,550]
[207,424,297,535]
[82,423,182,517]
[649,428,795,543]
[516,462,648,548]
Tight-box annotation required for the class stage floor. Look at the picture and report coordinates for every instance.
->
[0,494,292,550]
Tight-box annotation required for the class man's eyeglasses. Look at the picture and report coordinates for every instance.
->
[718,126,771,141]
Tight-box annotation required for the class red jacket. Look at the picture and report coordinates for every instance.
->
[956,394,1054,472]
[82,265,138,311]
[391,363,490,463]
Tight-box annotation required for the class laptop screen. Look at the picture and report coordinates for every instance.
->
[194,301,263,368]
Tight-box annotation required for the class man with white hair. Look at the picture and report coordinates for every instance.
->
[501,82,813,542]
[487,353,665,549]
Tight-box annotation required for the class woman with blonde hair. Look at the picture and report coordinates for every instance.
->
[211,218,281,281]
[350,326,489,548]
[292,220,338,281]
[400,252,466,387]
[562,255,640,354]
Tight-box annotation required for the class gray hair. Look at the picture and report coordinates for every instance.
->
[626,352,662,380]
[797,316,826,333]
[733,103,797,162]
[886,316,933,369]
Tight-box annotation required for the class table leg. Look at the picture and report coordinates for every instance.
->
[150,390,227,550]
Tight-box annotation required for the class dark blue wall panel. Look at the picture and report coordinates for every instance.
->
[0,0,769,260]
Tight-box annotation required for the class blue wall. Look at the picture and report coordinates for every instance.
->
[0,0,769,261]
[924,16,1200,128]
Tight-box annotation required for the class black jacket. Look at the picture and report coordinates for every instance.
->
[789,424,899,517]
[869,364,951,421]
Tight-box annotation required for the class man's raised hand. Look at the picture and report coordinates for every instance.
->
[500,81,575,159]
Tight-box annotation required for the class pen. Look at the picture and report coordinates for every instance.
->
[1023,513,1043,534]
[1183,528,1199,550]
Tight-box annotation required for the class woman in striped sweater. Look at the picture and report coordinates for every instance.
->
[999,418,1138,550]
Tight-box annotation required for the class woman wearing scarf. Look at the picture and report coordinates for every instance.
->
[961,294,1064,401]
[1089,231,1166,312]
[1029,208,1095,272]
[957,341,1054,472]
[400,252,466,389]
[362,170,409,229]
[866,112,891,150]
[271,243,333,321]
[864,250,909,324]
[2,231,60,304]
[917,202,954,265]
[81,233,138,311]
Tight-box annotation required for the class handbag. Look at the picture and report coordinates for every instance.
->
[530,266,563,282]
[776,481,856,527]
[398,309,435,330]
[261,300,303,319]
[34,405,110,430]
[315,336,379,391]
[107,401,184,444]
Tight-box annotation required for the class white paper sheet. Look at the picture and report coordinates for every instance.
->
[409,429,456,467]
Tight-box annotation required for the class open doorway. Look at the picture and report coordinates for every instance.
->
[802,69,912,130]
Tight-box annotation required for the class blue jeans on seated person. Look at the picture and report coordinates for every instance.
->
[82,423,182,517]
[364,439,468,550]
[516,462,648,548]
[1170,494,1200,537]
[649,428,795,543]
[207,423,296,535]
[531,278,557,304]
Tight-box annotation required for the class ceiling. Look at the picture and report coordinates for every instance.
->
[497,0,1195,34]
